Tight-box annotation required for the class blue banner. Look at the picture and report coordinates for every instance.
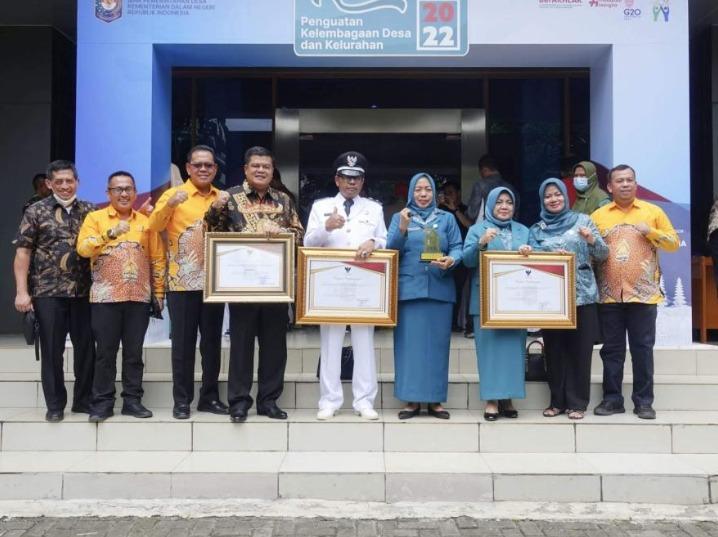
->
[294,0,468,56]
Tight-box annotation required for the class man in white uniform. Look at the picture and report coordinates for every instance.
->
[304,152,387,420]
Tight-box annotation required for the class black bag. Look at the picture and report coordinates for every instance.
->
[22,311,40,361]
[525,339,547,381]
[317,346,354,381]
[149,295,164,320]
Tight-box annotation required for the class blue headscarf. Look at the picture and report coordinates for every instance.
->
[538,178,579,234]
[407,172,438,224]
[484,187,515,229]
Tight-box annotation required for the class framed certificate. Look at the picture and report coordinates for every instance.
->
[204,232,295,303]
[295,248,398,326]
[479,251,576,329]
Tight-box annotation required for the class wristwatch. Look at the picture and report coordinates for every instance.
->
[107,228,116,240]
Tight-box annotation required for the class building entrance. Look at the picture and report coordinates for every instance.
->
[274,108,485,223]
[171,71,589,225]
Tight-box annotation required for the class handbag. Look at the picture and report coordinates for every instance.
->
[525,339,547,381]
[22,311,40,361]
[149,295,164,320]
[317,346,354,381]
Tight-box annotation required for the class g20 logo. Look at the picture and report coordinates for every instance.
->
[624,7,641,18]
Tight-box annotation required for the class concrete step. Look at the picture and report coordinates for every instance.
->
[1,374,718,411]
[0,333,716,378]
[0,450,715,504]
[1,409,717,454]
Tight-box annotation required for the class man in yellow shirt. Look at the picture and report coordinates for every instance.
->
[591,164,679,420]
[148,145,227,420]
[77,171,165,421]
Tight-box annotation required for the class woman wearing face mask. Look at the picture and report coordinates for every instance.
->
[387,173,463,420]
[571,161,610,215]
[527,178,608,420]
[463,187,530,421]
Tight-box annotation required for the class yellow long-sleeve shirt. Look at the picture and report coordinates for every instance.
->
[77,207,166,303]
[148,180,219,292]
[591,198,679,304]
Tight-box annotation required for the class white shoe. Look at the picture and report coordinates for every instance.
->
[316,408,336,420]
[354,407,379,420]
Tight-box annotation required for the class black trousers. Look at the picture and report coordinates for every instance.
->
[542,304,598,411]
[167,291,224,407]
[227,303,288,412]
[451,265,470,330]
[33,296,95,412]
[598,303,657,407]
[90,301,150,413]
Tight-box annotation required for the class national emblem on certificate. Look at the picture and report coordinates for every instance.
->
[479,251,576,329]
[295,248,398,326]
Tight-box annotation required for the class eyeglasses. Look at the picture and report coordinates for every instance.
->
[190,162,217,170]
[108,186,135,195]
[338,174,364,183]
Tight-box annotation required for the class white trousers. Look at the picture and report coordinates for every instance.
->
[318,324,378,412]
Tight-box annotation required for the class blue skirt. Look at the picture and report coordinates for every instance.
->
[393,299,452,403]
[473,316,526,401]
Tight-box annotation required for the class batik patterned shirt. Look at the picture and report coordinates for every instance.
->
[148,180,219,292]
[14,196,96,298]
[204,183,304,242]
[77,207,166,303]
[591,199,679,304]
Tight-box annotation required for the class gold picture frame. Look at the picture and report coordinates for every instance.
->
[204,232,295,303]
[479,251,576,329]
[295,248,398,326]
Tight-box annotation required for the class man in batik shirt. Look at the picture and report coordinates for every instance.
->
[206,146,304,423]
[591,164,679,420]
[13,160,96,422]
[149,145,227,420]
[77,171,165,422]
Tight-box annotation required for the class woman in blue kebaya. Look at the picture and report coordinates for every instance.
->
[527,178,608,420]
[387,173,463,420]
[463,187,529,421]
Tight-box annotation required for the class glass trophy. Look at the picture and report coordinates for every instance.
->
[420,226,444,262]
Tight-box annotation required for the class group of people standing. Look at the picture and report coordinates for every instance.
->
[13,146,678,425]
[390,159,678,422]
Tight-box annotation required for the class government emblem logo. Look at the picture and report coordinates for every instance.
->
[95,0,122,23]
[347,155,358,167]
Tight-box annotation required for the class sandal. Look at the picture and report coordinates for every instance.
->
[567,409,585,420]
[542,407,565,417]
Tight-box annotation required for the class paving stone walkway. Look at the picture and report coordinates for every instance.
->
[2,518,718,537]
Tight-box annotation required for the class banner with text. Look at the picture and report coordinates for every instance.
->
[294,0,468,56]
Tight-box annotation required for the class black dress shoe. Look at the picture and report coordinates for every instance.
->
[230,408,248,423]
[428,406,450,420]
[197,399,229,415]
[173,405,190,420]
[593,400,626,416]
[121,401,153,419]
[45,410,64,422]
[398,405,421,420]
[499,400,518,419]
[89,410,113,423]
[257,404,288,420]
[633,405,656,420]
